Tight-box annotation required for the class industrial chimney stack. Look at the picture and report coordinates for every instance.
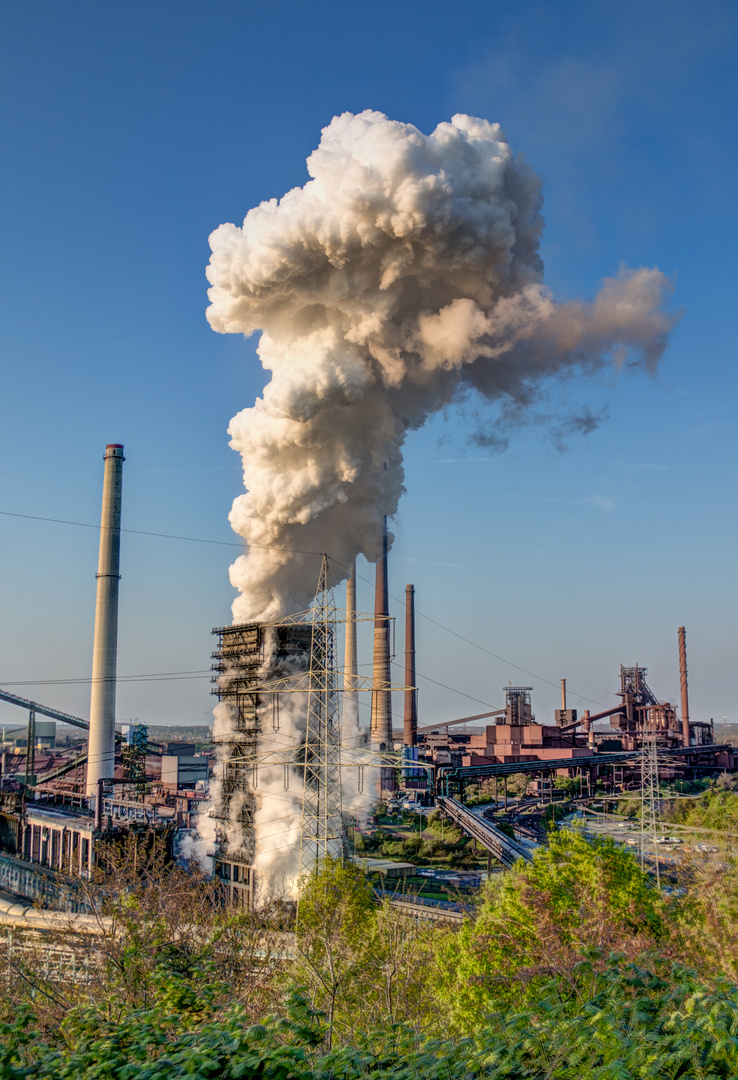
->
[343,560,358,699]
[370,519,394,792]
[86,444,124,797]
[403,584,417,747]
[370,520,392,748]
[678,626,690,749]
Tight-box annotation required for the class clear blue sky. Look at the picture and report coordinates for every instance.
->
[0,0,735,733]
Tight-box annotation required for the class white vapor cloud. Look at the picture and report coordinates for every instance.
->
[206,109,678,623]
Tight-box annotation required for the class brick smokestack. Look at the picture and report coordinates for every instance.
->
[403,584,417,747]
[371,520,392,748]
[86,444,124,797]
[371,519,394,792]
[678,626,690,748]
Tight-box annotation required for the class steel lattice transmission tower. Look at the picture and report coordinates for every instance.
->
[299,556,344,878]
[640,727,661,887]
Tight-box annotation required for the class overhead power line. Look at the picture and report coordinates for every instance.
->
[331,553,607,709]
[0,670,212,688]
[0,510,321,555]
[2,507,606,708]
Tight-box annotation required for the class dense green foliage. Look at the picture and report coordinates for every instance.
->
[662,785,738,832]
[3,963,738,1078]
[437,829,666,1030]
[4,828,738,1077]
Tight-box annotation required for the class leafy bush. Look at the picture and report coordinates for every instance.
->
[7,823,738,1076]
[437,828,666,1029]
[5,961,738,1079]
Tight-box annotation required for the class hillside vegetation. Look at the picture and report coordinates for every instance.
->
[3,828,738,1077]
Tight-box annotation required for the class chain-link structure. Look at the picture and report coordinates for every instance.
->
[299,556,343,878]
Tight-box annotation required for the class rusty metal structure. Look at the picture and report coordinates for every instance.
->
[607,665,684,749]
[403,584,417,748]
[679,626,691,748]
[210,619,313,905]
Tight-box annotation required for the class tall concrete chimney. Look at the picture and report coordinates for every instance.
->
[343,560,358,721]
[678,626,690,748]
[370,520,393,792]
[403,584,417,747]
[86,444,124,797]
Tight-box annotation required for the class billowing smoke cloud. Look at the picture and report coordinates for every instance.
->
[206,109,677,622]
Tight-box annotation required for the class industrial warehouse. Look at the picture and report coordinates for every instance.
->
[0,442,732,914]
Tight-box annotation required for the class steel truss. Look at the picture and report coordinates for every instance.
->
[299,556,343,878]
[639,727,681,886]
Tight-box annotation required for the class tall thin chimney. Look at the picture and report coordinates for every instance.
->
[86,444,124,797]
[403,584,417,747]
[560,679,567,711]
[343,560,358,720]
[678,626,690,748]
[370,519,393,789]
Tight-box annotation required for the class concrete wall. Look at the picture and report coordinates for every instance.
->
[161,756,209,789]
[0,853,91,913]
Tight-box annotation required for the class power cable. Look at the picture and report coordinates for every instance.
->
[328,553,608,709]
[0,510,321,556]
[389,659,498,710]
[2,507,606,708]
[0,671,212,688]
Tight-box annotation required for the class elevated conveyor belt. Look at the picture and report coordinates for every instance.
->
[0,689,89,730]
[36,749,92,786]
[436,796,532,868]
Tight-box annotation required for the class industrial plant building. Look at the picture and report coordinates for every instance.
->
[210,620,313,907]
[0,443,732,913]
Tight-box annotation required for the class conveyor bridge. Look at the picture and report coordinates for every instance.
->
[436,796,532,868]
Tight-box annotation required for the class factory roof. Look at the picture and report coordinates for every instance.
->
[25,804,94,830]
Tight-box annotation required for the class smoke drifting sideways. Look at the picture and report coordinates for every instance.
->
[207,111,678,623]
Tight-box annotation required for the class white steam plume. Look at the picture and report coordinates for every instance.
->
[207,109,678,622]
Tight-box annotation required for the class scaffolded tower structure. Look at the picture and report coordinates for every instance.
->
[211,556,410,905]
[504,687,535,726]
[613,665,679,744]
[211,620,312,905]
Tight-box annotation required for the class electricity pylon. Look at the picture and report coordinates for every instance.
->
[640,727,661,887]
[299,556,344,878]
